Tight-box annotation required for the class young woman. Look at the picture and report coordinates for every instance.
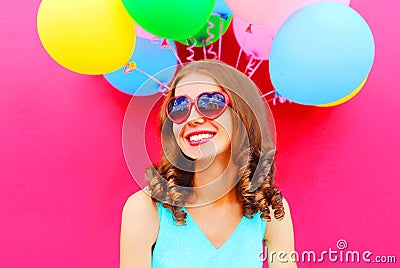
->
[120,60,296,267]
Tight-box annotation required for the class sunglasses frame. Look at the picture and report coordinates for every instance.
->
[166,90,232,124]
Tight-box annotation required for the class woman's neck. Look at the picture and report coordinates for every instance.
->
[187,151,240,208]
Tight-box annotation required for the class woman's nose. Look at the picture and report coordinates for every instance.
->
[186,104,205,126]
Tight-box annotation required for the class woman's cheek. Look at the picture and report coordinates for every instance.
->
[216,111,234,140]
[172,124,183,145]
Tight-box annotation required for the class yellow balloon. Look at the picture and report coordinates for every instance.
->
[37,0,135,75]
[316,76,368,107]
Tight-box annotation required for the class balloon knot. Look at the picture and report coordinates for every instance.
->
[123,61,137,74]
[212,12,229,20]
[220,14,229,20]
[279,95,287,103]
[161,39,169,48]
[129,61,137,69]
[246,24,253,34]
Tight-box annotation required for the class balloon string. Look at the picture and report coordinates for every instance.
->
[261,90,276,98]
[218,16,223,60]
[166,40,183,67]
[266,93,291,105]
[186,38,196,62]
[157,82,170,96]
[135,67,162,85]
[203,18,217,59]
[206,18,215,44]
[150,37,169,49]
[267,97,280,105]
[236,24,252,69]
[244,54,256,75]
[202,40,207,59]
[123,62,136,74]
[235,48,243,69]
[212,13,227,60]
[136,67,171,95]
[275,92,291,103]
[248,58,263,78]
[123,62,170,95]
[207,44,218,60]
[150,37,160,45]
[250,36,273,78]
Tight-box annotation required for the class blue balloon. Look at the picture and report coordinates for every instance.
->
[269,2,375,105]
[212,0,233,17]
[104,37,178,96]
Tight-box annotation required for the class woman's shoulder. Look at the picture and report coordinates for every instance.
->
[123,188,159,218]
[120,189,160,265]
[122,189,160,237]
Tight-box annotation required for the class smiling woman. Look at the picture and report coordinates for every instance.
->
[171,74,233,163]
[120,60,297,268]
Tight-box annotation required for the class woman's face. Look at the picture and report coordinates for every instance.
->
[171,73,233,161]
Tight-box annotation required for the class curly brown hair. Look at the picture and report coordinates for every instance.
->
[145,60,284,225]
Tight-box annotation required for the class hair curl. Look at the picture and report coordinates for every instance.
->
[145,60,285,225]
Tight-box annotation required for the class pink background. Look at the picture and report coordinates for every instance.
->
[1,0,399,267]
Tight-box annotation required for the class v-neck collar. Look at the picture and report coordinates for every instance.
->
[182,207,245,250]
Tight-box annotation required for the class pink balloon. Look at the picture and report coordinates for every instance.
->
[135,23,157,39]
[288,0,351,24]
[225,0,278,25]
[233,16,279,60]
[226,0,351,25]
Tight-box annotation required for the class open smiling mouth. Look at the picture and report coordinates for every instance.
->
[185,131,216,146]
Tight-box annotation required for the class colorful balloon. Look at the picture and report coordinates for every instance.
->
[179,14,232,47]
[122,0,216,40]
[269,2,375,105]
[37,0,135,75]
[316,76,368,107]
[232,16,279,60]
[212,0,233,17]
[226,0,350,25]
[103,37,177,96]
[135,23,157,40]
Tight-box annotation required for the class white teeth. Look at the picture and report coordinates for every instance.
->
[189,133,214,142]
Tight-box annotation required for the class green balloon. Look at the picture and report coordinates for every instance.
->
[122,0,216,40]
[179,15,232,47]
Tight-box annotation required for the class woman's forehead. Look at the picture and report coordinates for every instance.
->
[174,73,222,97]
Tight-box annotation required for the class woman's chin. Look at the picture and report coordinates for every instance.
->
[185,151,215,162]
[180,139,232,165]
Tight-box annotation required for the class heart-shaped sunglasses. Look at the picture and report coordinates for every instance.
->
[166,91,232,124]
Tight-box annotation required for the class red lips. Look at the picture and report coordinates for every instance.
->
[184,130,216,146]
